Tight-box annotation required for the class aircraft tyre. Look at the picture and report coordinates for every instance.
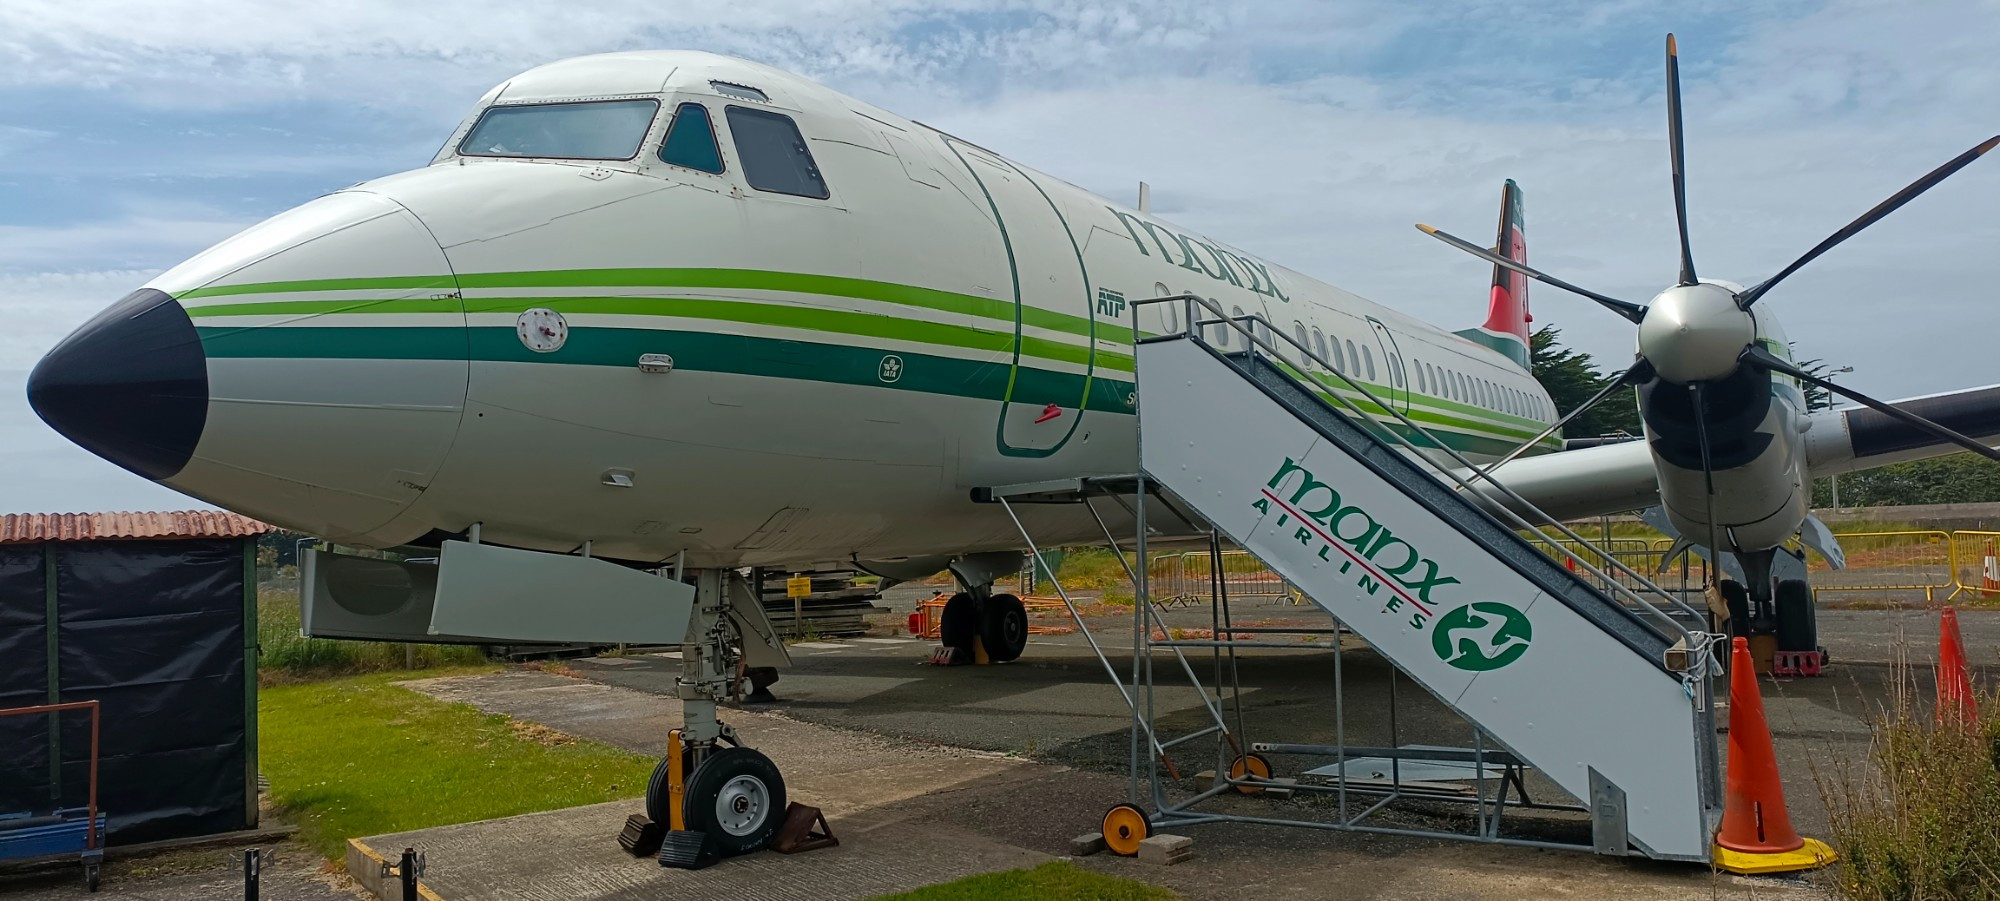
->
[939,592,980,656]
[981,593,1029,662]
[1718,579,1750,638]
[683,747,788,855]
[1774,580,1816,652]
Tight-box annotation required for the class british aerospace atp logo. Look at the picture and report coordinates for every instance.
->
[1432,602,1532,671]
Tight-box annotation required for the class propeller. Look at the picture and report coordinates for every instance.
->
[1414,33,2000,564]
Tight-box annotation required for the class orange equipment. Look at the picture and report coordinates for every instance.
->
[1711,637,1836,874]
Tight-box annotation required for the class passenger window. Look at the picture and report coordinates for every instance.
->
[1390,354,1403,387]
[659,103,724,174]
[1362,345,1376,381]
[1212,299,1230,346]
[1312,327,1329,366]
[1292,322,1310,366]
[1155,283,1178,333]
[1344,340,1358,375]
[725,106,829,198]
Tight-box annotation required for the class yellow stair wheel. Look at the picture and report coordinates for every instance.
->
[1101,803,1151,856]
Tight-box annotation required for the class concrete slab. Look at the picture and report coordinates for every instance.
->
[357,804,1045,901]
[790,642,848,650]
[385,670,1826,900]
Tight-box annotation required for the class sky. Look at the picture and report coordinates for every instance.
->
[3,0,1998,513]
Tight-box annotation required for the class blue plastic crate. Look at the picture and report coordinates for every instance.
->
[0,808,107,861]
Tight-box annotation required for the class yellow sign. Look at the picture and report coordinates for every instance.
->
[786,576,811,598]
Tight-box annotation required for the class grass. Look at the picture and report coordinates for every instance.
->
[872,861,1175,900]
[260,670,657,860]
[1818,659,2000,899]
[259,589,487,681]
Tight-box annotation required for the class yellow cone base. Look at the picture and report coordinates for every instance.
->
[1712,836,1837,875]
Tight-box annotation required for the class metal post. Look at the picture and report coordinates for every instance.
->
[243,848,260,901]
[399,848,418,901]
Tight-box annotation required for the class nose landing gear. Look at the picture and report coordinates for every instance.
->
[644,569,790,858]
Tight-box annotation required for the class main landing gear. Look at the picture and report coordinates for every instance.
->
[644,569,789,856]
[1716,548,1822,676]
[936,590,1029,663]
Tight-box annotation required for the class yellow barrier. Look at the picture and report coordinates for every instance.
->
[1948,530,2000,601]
[1810,530,1953,604]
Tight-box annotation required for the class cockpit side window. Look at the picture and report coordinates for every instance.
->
[659,103,725,174]
[459,99,659,161]
[725,106,830,199]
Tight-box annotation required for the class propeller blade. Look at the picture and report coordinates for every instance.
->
[1738,134,2000,308]
[1742,345,2000,464]
[1415,224,1648,323]
[1667,33,1697,286]
[1690,379,1725,563]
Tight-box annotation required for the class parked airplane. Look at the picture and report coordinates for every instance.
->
[24,42,1998,851]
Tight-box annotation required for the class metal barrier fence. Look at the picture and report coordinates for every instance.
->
[1810,530,1954,604]
[1146,550,1300,608]
[1949,530,2000,601]
[985,529,2000,619]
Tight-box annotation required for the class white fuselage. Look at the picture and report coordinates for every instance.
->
[127,51,1561,566]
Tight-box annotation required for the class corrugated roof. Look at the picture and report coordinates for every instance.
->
[0,511,274,544]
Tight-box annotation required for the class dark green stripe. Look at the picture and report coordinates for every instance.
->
[197,325,1137,414]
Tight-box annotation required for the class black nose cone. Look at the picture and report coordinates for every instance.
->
[27,288,208,481]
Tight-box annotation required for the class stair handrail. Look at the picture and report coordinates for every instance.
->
[1132,293,1707,655]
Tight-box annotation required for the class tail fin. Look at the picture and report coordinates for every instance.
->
[1453,179,1532,369]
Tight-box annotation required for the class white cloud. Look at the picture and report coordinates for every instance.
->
[2,0,1998,513]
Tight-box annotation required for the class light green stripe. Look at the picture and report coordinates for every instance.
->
[1285,364,1555,446]
[177,268,1113,342]
[185,294,1134,373]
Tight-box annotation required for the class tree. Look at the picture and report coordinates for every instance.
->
[1530,326,1641,439]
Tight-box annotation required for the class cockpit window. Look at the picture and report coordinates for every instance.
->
[725,106,829,199]
[659,103,725,174]
[459,99,660,161]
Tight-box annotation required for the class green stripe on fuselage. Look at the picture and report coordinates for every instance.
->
[178,268,1109,342]
[195,325,1138,414]
[187,294,1133,373]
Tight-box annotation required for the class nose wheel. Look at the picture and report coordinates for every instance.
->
[684,747,787,855]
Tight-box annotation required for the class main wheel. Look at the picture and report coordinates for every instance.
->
[1229,752,1273,795]
[939,592,980,655]
[1718,580,1750,638]
[1101,803,1151,856]
[683,746,787,856]
[1774,579,1816,652]
[981,594,1029,662]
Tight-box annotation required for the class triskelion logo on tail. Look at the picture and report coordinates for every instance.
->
[1255,457,1533,672]
[1431,601,1532,671]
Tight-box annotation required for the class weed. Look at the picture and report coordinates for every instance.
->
[1818,653,2000,899]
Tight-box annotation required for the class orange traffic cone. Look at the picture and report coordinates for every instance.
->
[1712,637,1836,874]
[1982,541,2000,593]
[1937,606,1977,725]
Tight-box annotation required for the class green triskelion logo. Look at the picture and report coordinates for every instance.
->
[1431,601,1532,671]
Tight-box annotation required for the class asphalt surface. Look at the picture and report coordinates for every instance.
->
[577,591,1999,844]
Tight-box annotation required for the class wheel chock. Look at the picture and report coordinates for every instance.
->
[618,813,665,858]
[770,803,839,854]
[658,830,719,870]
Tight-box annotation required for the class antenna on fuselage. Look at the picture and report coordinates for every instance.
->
[1138,181,1151,213]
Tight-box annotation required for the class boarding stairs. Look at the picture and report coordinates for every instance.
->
[985,295,1725,861]
[1124,297,1722,859]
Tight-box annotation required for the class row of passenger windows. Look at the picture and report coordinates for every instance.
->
[458,95,829,200]
[1280,318,1547,420]
[1157,289,1547,422]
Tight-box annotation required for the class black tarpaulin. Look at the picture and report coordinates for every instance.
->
[0,538,252,845]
